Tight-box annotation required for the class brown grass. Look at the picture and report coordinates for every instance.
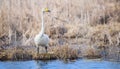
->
[0,45,80,60]
[0,0,120,60]
[50,45,79,59]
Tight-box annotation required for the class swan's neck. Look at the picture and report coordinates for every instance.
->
[40,11,44,34]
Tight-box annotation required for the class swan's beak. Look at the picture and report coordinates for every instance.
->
[44,8,51,12]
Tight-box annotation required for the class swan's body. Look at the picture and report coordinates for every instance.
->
[34,8,50,54]
[34,34,49,47]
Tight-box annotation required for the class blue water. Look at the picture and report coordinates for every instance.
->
[0,59,120,69]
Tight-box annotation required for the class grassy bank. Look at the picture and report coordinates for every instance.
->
[0,0,120,61]
[0,45,80,61]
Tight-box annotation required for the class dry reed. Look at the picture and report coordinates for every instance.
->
[0,0,120,60]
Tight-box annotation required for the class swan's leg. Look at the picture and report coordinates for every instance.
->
[45,46,48,53]
[35,44,39,55]
[37,46,39,55]
[45,44,49,53]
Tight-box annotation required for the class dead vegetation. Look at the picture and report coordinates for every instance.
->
[0,45,80,60]
[0,0,120,60]
[51,45,79,59]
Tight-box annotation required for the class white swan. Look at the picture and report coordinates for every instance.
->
[34,8,50,54]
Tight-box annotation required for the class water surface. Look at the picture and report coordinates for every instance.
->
[0,59,120,69]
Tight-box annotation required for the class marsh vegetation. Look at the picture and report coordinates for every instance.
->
[0,0,120,61]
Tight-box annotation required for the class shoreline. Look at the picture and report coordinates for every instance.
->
[0,46,117,62]
[0,45,101,61]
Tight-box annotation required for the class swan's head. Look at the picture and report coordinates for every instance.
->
[42,8,51,13]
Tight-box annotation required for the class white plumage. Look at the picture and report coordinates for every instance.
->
[34,8,50,54]
[34,34,49,47]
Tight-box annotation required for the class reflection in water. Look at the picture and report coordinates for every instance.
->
[0,59,120,69]
[0,60,38,69]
